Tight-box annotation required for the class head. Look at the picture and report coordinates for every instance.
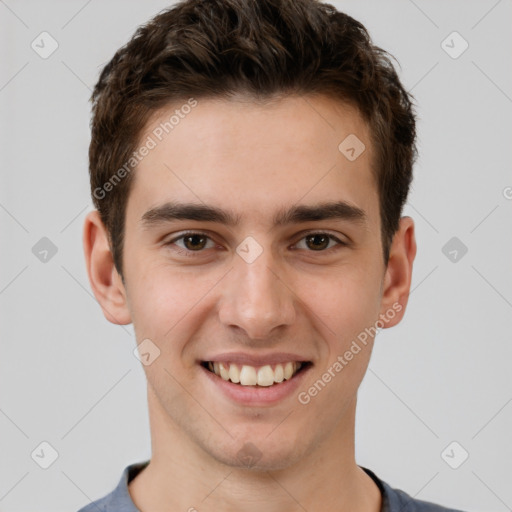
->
[84,0,417,471]
[88,0,416,278]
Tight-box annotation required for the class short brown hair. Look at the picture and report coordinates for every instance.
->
[89,0,416,278]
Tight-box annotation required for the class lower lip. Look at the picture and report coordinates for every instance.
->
[200,364,312,406]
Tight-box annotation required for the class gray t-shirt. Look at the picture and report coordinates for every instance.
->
[76,461,466,511]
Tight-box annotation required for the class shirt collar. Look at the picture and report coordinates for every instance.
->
[110,461,394,511]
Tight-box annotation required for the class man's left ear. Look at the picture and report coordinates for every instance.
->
[379,216,417,328]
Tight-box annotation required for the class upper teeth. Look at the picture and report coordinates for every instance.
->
[207,361,302,386]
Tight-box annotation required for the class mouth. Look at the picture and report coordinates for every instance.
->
[200,360,313,387]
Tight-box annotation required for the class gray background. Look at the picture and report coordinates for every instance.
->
[1,1,511,511]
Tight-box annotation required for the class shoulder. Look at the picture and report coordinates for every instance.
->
[75,483,122,512]
[75,461,149,512]
[389,485,467,511]
[360,466,467,512]
[76,494,111,512]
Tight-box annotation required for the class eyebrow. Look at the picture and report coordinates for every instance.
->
[140,200,367,229]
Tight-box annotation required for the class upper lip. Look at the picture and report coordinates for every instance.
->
[200,352,312,366]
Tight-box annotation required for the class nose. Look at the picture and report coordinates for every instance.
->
[218,246,296,340]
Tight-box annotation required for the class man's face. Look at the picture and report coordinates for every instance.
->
[118,95,395,469]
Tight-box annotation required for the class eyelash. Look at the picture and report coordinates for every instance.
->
[165,230,347,256]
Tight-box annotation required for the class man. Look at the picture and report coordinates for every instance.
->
[80,0,466,510]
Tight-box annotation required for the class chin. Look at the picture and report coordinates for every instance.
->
[207,437,306,472]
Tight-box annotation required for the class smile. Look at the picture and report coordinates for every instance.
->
[201,361,312,387]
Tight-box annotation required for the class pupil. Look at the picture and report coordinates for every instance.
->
[185,234,206,250]
[307,234,328,251]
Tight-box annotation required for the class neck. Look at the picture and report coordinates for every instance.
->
[129,387,382,512]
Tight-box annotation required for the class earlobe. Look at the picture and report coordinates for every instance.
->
[379,216,417,328]
[82,210,132,325]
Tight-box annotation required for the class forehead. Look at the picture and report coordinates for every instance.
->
[128,94,378,230]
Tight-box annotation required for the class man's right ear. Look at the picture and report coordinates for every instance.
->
[82,210,132,325]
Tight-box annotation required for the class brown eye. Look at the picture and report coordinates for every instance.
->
[166,231,216,255]
[294,232,345,252]
[182,233,208,251]
[165,230,346,257]
[305,233,330,251]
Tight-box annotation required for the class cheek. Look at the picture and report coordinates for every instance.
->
[125,242,384,358]
[134,285,184,340]
[299,263,382,343]
[124,255,183,338]
[301,270,381,406]
[126,257,224,346]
